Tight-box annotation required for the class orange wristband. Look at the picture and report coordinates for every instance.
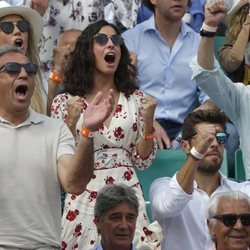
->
[49,71,63,84]
[142,133,155,140]
[80,127,94,138]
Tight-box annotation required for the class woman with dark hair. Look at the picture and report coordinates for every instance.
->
[51,20,163,250]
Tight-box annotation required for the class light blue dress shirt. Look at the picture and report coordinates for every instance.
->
[123,15,209,124]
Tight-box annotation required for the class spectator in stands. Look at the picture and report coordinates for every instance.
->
[51,20,163,250]
[0,44,114,249]
[0,1,46,114]
[150,109,250,250]
[47,29,81,114]
[123,0,217,148]
[122,0,239,177]
[92,184,139,250]
[25,0,140,75]
[206,190,250,250]
[190,0,250,178]
[219,0,250,84]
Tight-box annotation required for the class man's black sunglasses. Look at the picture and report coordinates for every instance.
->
[0,20,30,34]
[93,33,124,47]
[0,62,37,76]
[213,213,250,227]
[183,131,230,144]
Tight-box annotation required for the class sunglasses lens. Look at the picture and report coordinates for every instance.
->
[222,215,237,227]
[2,62,37,75]
[95,34,108,45]
[111,34,123,46]
[16,20,30,32]
[0,22,14,34]
[5,62,21,74]
[216,132,229,144]
[24,63,37,75]
[240,215,250,226]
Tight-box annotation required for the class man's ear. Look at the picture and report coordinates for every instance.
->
[181,140,191,154]
[94,216,101,234]
[207,219,216,239]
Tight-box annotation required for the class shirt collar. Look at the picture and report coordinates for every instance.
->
[193,172,225,189]
[143,15,194,39]
[0,108,43,127]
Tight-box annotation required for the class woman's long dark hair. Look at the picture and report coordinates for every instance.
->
[63,20,138,97]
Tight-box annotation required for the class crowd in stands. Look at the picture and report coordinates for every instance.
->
[1,0,250,249]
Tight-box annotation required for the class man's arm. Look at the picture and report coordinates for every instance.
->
[176,123,218,194]
[58,90,114,194]
[197,1,227,70]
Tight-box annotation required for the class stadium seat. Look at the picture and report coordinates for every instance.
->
[234,148,246,181]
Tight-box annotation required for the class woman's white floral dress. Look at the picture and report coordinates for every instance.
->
[39,0,140,73]
[51,90,163,250]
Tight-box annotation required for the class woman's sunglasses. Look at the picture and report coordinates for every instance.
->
[0,20,30,34]
[213,214,250,227]
[93,33,124,47]
[183,131,230,144]
[0,62,37,76]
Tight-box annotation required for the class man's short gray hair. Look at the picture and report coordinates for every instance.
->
[94,184,139,218]
[206,190,250,242]
[0,44,23,57]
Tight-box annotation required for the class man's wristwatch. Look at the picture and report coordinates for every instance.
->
[200,28,216,37]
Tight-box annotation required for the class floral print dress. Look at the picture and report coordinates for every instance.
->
[38,0,140,73]
[51,90,163,250]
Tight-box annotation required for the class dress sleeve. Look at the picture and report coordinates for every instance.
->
[131,90,158,170]
[51,93,69,124]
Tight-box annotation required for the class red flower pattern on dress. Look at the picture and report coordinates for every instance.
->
[124,93,131,100]
[66,209,79,221]
[99,124,104,130]
[143,226,153,236]
[71,194,76,200]
[123,168,133,181]
[132,122,138,132]
[73,223,82,237]
[115,104,123,113]
[105,176,115,184]
[89,191,97,202]
[114,127,125,139]
[62,241,67,250]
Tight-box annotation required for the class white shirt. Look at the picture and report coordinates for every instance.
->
[150,173,250,250]
[190,57,250,179]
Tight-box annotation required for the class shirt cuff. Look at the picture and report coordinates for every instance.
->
[189,56,220,80]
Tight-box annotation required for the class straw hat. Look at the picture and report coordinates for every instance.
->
[225,0,249,25]
[0,1,44,45]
